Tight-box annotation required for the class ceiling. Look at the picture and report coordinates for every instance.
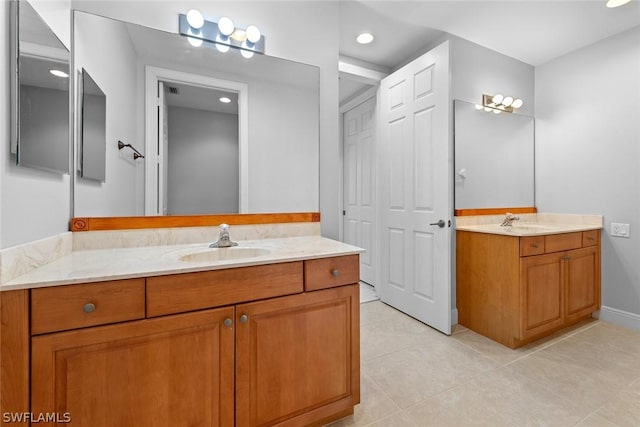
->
[339,0,640,103]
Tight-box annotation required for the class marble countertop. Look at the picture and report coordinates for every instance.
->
[1,236,363,291]
[456,222,602,237]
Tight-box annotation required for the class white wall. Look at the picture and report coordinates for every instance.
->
[0,0,71,249]
[72,0,341,237]
[536,26,640,326]
[167,106,239,214]
[73,13,140,216]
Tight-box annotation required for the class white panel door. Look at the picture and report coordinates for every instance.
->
[377,41,451,334]
[343,97,376,285]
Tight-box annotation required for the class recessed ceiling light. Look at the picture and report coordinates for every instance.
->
[49,69,68,78]
[219,97,231,103]
[606,0,632,7]
[356,33,374,44]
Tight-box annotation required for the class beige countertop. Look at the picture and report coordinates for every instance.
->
[1,236,363,291]
[456,223,602,237]
[455,213,603,237]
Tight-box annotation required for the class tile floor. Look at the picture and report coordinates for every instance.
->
[327,300,640,427]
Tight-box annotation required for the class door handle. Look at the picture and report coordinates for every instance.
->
[430,219,446,228]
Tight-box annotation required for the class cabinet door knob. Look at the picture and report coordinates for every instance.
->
[531,243,539,248]
[331,269,340,277]
[563,255,571,261]
[240,314,248,324]
[223,318,233,328]
[83,302,96,313]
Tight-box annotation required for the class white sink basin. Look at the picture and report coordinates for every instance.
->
[180,247,271,262]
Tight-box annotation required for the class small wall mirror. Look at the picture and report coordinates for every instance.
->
[79,68,106,181]
[10,0,70,174]
[454,99,535,210]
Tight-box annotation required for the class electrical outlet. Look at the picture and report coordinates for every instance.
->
[611,223,630,238]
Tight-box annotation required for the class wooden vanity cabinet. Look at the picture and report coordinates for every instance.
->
[457,230,600,348]
[24,256,359,427]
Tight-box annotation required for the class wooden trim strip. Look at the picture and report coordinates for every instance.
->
[71,212,321,232]
[454,207,537,217]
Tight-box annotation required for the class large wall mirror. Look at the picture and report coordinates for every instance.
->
[454,99,535,210]
[10,0,70,174]
[73,11,320,218]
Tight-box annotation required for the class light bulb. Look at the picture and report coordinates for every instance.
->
[218,16,235,36]
[49,69,68,78]
[356,33,374,44]
[606,0,632,7]
[186,9,204,29]
[492,94,504,104]
[502,96,514,107]
[241,41,254,58]
[215,35,230,52]
[484,107,492,112]
[493,109,501,114]
[187,37,203,47]
[246,25,261,44]
[475,104,483,110]
[219,97,231,103]
[511,98,523,109]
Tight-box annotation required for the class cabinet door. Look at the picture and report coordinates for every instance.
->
[32,308,235,427]
[236,285,359,427]
[520,253,564,339]
[565,246,600,324]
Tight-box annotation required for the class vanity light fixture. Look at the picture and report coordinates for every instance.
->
[179,10,265,56]
[480,93,524,113]
[606,0,632,7]
[49,69,68,78]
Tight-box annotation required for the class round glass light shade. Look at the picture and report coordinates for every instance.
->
[215,35,230,52]
[475,104,483,110]
[246,25,261,44]
[493,109,501,114]
[502,96,514,107]
[356,33,374,44]
[606,0,631,7]
[218,17,235,36]
[511,98,523,109]
[492,94,504,104]
[484,107,492,112]
[49,69,69,78]
[241,41,255,58]
[187,37,203,47]
[219,97,231,104]
[186,9,205,29]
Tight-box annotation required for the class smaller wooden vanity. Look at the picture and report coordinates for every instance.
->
[457,226,601,349]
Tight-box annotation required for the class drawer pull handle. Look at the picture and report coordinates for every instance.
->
[331,269,340,277]
[531,243,539,248]
[240,314,248,324]
[563,256,571,261]
[223,318,233,328]
[83,303,96,313]
[587,237,595,241]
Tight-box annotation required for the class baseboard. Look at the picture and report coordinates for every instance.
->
[451,308,458,326]
[595,306,640,331]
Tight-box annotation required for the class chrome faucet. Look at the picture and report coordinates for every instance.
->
[209,224,238,248]
[500,212,520,227]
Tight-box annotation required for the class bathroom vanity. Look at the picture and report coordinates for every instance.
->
[456,214,602,349]
[0,228,361,426]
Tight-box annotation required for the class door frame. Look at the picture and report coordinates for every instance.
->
[144,66,249,215]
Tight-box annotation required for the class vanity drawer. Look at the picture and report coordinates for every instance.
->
[545,232,582,253]
[582,230,599,247]
[31,279,146,335]
[520,236,545,257]
[304,255,360,291]
[146,261,303,317]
